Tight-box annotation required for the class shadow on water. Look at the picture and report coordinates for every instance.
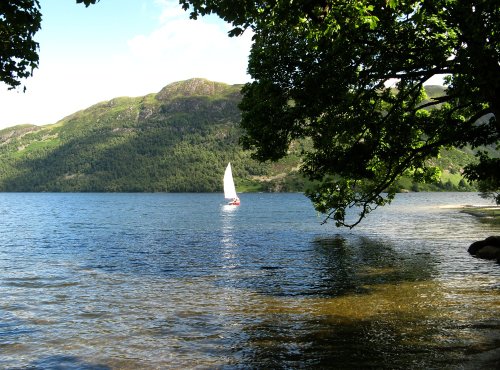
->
[15,355,111,370]
[225,234,439,299]
[228,236,500,369]
[238,316,500,369]
[307,235,438,295]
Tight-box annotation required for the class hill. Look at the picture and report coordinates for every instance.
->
[0,79,308,192]
[0,79,487,193]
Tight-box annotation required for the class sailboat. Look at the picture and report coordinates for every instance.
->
[224,162,240,206]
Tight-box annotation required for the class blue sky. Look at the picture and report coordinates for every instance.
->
[0,0,252,129]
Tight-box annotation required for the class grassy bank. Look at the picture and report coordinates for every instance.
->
[460,206,500,224]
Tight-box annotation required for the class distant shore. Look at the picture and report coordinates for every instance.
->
[458,205,500,222]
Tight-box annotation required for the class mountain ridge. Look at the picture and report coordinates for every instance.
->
[0,78,298,192]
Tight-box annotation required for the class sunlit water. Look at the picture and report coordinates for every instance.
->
[0,192,498,369]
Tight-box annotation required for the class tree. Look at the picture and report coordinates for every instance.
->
[0,0,41,90]
[181,0,499,227]
[465,154,500,204]
[76,0,98,6]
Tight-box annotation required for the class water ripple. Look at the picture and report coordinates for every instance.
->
[0,192,498,368]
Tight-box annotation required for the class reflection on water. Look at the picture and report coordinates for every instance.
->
[0,192,498,369]
[221,203,238,250]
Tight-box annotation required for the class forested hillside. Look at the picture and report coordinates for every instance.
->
[0,79,485,192]
[0,79,308,192]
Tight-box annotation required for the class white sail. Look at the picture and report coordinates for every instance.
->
[223,163,238,199]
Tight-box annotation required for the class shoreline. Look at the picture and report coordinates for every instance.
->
[458,205,500,221]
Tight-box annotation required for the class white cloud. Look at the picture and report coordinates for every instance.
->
[128,2,252,86]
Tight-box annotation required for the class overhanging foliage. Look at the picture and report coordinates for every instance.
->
[182,0,499,227]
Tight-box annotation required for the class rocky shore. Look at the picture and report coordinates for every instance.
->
[460,206,500,262]
[468,236,500,262]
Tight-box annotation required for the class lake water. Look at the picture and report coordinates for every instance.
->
[0,192,499,369]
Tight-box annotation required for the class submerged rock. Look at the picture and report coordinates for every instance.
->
[468,236,500,261]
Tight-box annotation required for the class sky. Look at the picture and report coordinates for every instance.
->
[0,0,253,129]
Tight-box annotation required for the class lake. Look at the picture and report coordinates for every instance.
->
[0,192,499,369]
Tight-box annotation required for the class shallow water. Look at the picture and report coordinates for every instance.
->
[0,192,498,369]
